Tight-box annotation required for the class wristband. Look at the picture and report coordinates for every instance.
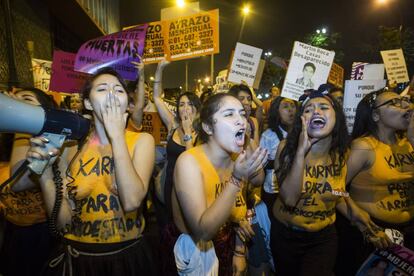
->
[183,134,192,142]
[230,174,243,189]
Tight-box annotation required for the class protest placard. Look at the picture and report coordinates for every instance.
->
[141,112,168,145]
[343,79,386,133]
[50,50,88,94]
[74,25,148,80]
[31,58,52,91]
[281,41,335,101]
[328,63,344,88]
[123,22,165,64]
[356,245,414,276]
[351,62,385,80]
[163,9,219,61]
[381,49,410,84]
[227,43,263,87]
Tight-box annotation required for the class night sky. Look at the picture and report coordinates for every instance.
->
[121,0,414,89]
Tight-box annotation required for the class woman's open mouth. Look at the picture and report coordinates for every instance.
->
[235,128,245,147]
[309,116,326,130]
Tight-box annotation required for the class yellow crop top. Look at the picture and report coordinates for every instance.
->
[187,146,247,223]
[64,130,145,243]
[274,154,347,231]
[350,136,414,223]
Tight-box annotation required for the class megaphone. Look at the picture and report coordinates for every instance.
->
[0,93,90,174]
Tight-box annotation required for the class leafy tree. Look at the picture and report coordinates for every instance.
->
[304,31,345,64]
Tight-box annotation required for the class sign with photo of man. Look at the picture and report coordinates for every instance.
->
[281,41,335,101]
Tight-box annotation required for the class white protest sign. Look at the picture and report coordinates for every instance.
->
[31,58,52,91]
[343,79,386,133]
[228,42,263,87]
[380,49,409,84]
[281,41,335,101]
[351,62,385,80]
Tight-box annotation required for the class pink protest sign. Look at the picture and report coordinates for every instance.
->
[49,50,88,94]
[74,25,148,80]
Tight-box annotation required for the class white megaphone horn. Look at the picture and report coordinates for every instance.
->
[0,93,90,174]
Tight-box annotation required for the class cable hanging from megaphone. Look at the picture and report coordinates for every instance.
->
[0,93,91,175]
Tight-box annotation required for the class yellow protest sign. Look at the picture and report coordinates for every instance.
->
[328,63,344,88]
[163,9,219,61]
[141,112,168,145]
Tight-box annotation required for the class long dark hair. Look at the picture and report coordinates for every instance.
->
[175,92,201,122]
[276,94,349,185]
[268,97,297,141]
[351,89,399,140]
[228,84,252,98]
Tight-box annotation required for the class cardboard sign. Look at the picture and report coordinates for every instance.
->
[163,9,219,61]
[281,41,335,101]
[228,42,263,87]
[351,62,385,80]
[357,245,414,276]
[343,79,386,133]
[381,49,410,84]
[141,112,168,145]
[50,50,88,94]
[31,58,52,91]
[74,25,148,80]
[328,63,344,88]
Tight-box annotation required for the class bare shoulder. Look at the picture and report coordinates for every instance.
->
[350,137,374,151]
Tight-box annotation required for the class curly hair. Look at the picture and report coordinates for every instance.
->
[276,94,349,185]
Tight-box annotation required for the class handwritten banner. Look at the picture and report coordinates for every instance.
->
[50,50,88,94]
[74,25,148,80]
[31,58,52,92]
[381,49,410,84]
[228,42,263,87]
[343,79,386,133]
[163,9,219,61]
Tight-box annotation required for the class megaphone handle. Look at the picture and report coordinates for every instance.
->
[28,133,67,175]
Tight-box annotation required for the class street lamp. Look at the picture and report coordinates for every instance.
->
[176,0,185,8]
[321,28,327,34]
[264,51,272,58]
[150,76,154,81]
[238,4,251,42]
[204,76,210,83]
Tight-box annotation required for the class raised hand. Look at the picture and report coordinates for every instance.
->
[181,109,193,135]
[234,147,267,181]
[100,92,127,141]
[298,116,319,155]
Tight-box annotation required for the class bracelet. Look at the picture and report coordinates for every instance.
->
[233,250,246,257]
[153,80,161,83]
[229,174,243,189]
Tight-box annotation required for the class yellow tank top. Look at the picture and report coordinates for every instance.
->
[274,154,347,231]
[64,130,145,243]
[350,136,414,223]
[188,146,247,223]
[0,162,47,226]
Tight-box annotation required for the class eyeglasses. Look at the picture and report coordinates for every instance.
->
[373,97,411,109]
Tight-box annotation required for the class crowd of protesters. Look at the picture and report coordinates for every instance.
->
[0,56,414,276]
